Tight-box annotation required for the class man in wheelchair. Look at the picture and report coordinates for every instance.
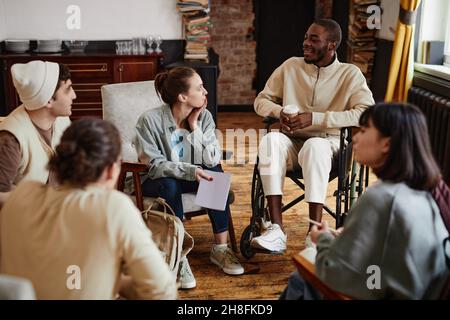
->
[251,19,375,253]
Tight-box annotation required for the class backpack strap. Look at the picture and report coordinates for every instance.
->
[142,197,176,219]
[444,236,450,269]
[431,179,450,233]
[440,236,450,299]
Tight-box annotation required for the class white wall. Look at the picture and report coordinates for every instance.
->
[0,0,6,41]
[378,0,400,41]
[3,0,182,40]
[420,0,449,41]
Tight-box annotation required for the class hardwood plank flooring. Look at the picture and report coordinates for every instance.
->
[178,112,374,300]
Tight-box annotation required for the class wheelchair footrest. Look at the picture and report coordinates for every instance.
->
[250,246,285,255]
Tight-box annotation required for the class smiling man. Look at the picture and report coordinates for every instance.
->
[252,19,375,252]
[0,61,75,207]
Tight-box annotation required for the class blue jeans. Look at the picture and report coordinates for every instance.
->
[141,165,230,234]
[279,271,322,300]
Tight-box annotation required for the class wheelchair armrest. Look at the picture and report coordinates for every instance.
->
[222,150,233,160]
[263,116,278,125]
[292,254,353,300]
[263,116,279,131]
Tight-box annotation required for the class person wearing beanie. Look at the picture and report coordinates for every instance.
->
[0,60,76,207]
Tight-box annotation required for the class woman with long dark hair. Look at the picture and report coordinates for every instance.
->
[281,103,450,299]
[0,119,177,299]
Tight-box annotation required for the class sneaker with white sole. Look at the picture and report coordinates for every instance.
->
[304,232,316,249]
[210,245,244,275]
[178,257,196,289]
[250,223,287,252]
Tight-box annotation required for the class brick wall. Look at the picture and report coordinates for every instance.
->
[210,0,331,107]
[315,0,333,19]
[210,0,256,106]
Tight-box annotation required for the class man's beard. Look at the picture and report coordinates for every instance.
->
[304,46,327,64]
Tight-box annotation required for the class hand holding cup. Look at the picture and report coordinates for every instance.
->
[281,105,312,132]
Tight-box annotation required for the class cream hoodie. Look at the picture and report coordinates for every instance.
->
[254,56,375,137]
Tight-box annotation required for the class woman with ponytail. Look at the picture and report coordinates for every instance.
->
[281,103,450,299]
[0,119,177,299]
[134,67,244,288]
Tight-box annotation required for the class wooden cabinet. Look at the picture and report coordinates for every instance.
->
[0,53,163,119]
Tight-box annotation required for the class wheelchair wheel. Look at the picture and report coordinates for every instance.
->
[250,165,259,210]
[240,224,261,259]
[251,165,270,222]
[240,164,271,259]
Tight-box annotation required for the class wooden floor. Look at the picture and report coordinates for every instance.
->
[178,112,373,300]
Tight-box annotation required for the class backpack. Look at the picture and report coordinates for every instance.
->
[431,179,450,299]
[141,198,194,278]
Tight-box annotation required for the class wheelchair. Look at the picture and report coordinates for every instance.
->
[240,117,369,259]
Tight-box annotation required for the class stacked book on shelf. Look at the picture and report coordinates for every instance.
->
[176,0,211,62]
[347,0,380,85]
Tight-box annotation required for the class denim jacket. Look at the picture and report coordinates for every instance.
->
[134,105,221,181]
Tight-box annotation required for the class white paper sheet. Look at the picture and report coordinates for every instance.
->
[298,247,317,264]
[195,170,232,211]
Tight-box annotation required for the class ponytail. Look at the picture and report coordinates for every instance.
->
[154,71,169,103]
[153,67,196,106]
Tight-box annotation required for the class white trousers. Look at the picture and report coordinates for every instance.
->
[258,132,340,204]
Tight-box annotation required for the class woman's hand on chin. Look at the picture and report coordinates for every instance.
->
[188,104,206,131]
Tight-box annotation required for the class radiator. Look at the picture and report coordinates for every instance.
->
[408,86,450,184]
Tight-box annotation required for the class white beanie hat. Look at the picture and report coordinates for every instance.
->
[11,60,60,111]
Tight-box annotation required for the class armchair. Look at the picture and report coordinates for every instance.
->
[0,275,36,300]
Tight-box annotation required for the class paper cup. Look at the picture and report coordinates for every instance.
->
[283,104,299,115]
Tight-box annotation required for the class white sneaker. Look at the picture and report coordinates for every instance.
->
[210,245,244,275]
[251,223,287,252]
[304,232,316,249]
[178,257,196,289]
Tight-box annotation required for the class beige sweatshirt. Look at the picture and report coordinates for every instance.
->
[0,181,177,300]
[254,56,375,137]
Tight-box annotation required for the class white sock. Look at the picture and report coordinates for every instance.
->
[213,244,228,250]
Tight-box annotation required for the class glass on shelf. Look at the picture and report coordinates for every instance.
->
[146,36,154,54]
[115,41,132,55]
[154,35,163,54]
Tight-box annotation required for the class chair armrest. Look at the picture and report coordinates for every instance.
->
[292,254,352,300]
[121,162,148,173]
[117,162,149,211]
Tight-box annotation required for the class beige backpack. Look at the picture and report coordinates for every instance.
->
[141,198,194,278]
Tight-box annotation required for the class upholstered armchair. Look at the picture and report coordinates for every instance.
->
[0,275,36,300]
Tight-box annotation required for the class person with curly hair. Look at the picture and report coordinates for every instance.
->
[0,119,177,300]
